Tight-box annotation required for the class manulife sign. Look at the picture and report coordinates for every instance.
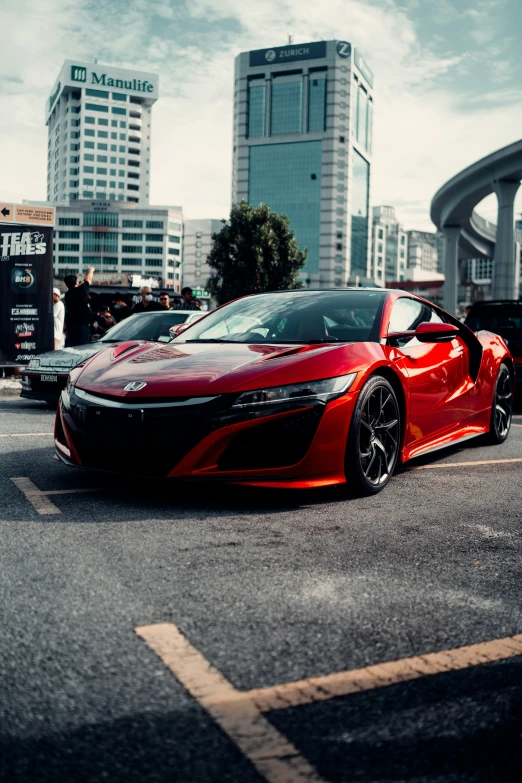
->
[46,59,159,119]
[71,65,154,93]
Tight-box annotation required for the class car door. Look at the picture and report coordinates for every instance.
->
[388,297,469,446]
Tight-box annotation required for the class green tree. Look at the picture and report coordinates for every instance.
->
[206,201,307,305]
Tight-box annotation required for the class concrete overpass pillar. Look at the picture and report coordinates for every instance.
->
[492,179,520,300]
[442,226,460,314]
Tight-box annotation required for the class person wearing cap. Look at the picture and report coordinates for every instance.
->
[64,266,95,346]
[158,292,173,310]
[52,288,65,350]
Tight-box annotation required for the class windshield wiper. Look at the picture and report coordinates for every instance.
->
[185,339,244,343]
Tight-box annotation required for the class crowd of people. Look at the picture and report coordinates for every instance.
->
[53,267,202,348]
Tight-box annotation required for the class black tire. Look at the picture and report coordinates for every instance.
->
[345,376,401,496]
[485,362,512,444]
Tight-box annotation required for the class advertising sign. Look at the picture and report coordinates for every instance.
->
[354,49,374,88]
[0,225,54,365]
[249,41,326,67]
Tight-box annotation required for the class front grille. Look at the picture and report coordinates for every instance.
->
[217,407,323,470]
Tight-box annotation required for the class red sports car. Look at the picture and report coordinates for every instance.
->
[55,289,513,495]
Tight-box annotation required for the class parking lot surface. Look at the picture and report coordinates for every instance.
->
[1,396,521,782]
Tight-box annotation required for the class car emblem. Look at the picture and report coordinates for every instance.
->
[124,381,147,392]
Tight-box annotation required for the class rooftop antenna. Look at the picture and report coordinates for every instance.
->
[94,57,99,64]
[288,34,293,44]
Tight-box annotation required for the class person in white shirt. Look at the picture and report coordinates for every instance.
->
[53,288,65,350]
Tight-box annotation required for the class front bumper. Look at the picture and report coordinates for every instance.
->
[21,371,68,402]
[55,385,358,488]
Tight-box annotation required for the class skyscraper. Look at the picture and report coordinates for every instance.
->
[46,60,159,205]
[232,40,374,287]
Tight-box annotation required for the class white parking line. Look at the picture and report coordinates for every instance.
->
[0,432,54,439]
[412,457,522,470]
[10,477,103,515]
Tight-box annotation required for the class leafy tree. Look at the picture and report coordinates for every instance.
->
[206,201,307,305]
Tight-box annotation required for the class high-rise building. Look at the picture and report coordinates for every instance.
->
[371,206,408,284]
[407,230,440,275]
[232,40,374,288]
[46,60,159,205]
[51,200,182,292]
[182,219,222,301]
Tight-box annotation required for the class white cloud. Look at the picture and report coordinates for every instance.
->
[1,0,521,234]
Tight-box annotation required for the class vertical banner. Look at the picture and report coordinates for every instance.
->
[0,224,54,365]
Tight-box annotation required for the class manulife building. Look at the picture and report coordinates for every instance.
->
[46,60,159,206]
[232,40,374,287]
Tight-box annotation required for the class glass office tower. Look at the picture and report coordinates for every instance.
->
[232,41,374,287]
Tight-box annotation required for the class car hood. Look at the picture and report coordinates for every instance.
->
[28,342,112,371]
[75,340,384,398]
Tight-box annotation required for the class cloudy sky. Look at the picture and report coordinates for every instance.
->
[2,0,522,230]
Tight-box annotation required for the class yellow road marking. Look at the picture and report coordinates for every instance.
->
[10,477,103,515]
[0,432,54,438]
[412,457,522,470]
[136,624,522,783]
[136,623,326,783]
[10,477,61,515]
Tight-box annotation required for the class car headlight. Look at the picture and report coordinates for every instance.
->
[27,359,40,369]
[232,373,357,408]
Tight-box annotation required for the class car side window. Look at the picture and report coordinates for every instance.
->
[388,299,443,348]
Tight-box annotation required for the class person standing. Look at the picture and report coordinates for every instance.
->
[111,298,131,322]
[158,292,173,310]
[173,287,201,311]
[64,267,94,347]
[131,286,164,314]
[52,288,65,350]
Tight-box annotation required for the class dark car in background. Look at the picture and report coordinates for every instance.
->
[20,310,204,404]
[465,300,522,391]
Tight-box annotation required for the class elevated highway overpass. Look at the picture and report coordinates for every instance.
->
[430,139,522,313]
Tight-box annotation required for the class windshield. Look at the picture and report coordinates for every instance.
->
[101,312,190,343]
[175,291,386,344]
[466,307,522,335]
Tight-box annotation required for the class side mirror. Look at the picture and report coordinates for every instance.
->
[415,322,460,342]
[388,321,460,343]
[169,322,191,338]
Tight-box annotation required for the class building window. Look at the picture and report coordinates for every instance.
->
[84,166,94,173]
[83,178,94,186]
[98,130,108,138]
[195,251,201,258]
[59,243,79,252]
[85,117,95,125]
[145,259,162,267]
[96,180,107,187]
[112,93,127,101]
[168,248,180,256]
[96,167,107,174]
[123,233,143,241]
[84,141,95,149]
[112,107,126,115]
[145,246,163,254]
[271,80,302,135]
[83,232,118,253]
[98,118,109,126]
[97,143,108,150]
[127,185,139,191]
[97,155,107,163]
[86,88,109,99]
[122,245,142,254]
[350,149,370,278]
[84,128,95,137]
[146,221,163,229]
[121,258,142,266]
[168,235,180,243]
[248,81,266,138]
[58,217,80,226]
[122,220,143,228]
[169,221,181,232]
[84,212,119,227]
[58,230,80,239]
[308,76,326,132]
[144,234,162,242]
[85,103,109,113]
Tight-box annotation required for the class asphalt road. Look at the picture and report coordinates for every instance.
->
[1,396,521,783]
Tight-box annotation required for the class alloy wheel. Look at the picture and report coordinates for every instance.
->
[494,366,512,438]
[358,385,400,486]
